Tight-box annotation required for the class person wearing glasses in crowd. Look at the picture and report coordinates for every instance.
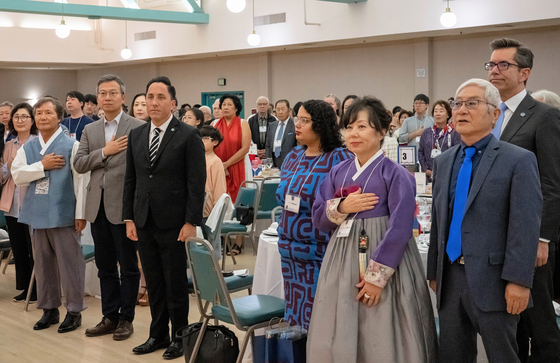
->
[276,99,353,330]
[308,96,436,363]
[0,103,38,303]
[486,37,560,362]
[418,100,460,182]
[398,94,434,160]
[180,107,204,130]
[247,96,276,160]
[62,91,95,142]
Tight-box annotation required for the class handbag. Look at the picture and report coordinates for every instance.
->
[176,322,239,363]
[236,204,254,225]
[253,319,307,363]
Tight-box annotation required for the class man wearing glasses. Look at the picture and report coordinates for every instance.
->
[487,38,560,362]
[398,94,434,162]
[248,96,277,159]
[74,74,144,341]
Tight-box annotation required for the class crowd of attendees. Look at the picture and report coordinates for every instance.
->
[0,37,560,362]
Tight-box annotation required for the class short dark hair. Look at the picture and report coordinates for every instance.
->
[398,110,413,119]
[66,91,85,108]
[392,106,402,115]
[33,97,65,120]
[129,93,146,118]
[181,103,191,109]
[8,103,38,137]
[219,94,243,117]
[187,108,204,129]
[414,94,430,105]
[193,104,201,109]
[146,76,176,101]
[339,95,358,129]
[275,99,290,109]
[490,38,534,70]
[431,100,453,122]
[343,96,392,147]
[200,125,224,148]
[301,99,343,153]
[84,94,97,105]
[292,101,303,118]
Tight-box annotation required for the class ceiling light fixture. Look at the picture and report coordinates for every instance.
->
[247,0,260,46]
[120,0,140,9]
[121,21,132,59]
[227,0,246,13]
[440,0,457,28]
[55,0,70,38]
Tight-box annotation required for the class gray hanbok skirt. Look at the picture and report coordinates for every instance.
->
[307,216,438,363]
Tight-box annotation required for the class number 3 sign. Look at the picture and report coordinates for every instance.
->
[398,146,417,166]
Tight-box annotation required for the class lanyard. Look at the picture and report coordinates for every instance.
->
[431,125,451,150]
[70,115,83,135]
[286,151,325,198]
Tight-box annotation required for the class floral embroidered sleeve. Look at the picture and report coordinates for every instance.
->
[364,260,395,288]
[326,198,348,225]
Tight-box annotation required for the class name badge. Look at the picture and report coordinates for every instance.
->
[284,194,300,213]
[249,143,257,155]
[430,149,441,158]
[35,177,50,195]
[274,140,282,148]
[415,136,421,144]
[337,219,354,238]
[259,126,267,133]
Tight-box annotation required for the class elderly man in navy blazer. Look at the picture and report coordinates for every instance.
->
[427,78,542,363]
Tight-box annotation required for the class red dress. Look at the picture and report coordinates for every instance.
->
[214,116,245,202]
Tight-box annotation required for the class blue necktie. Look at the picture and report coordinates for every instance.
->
[446,147,476,262]
[274,122,284,158]
[491,103,508,139]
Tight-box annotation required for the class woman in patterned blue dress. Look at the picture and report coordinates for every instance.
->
[276,100,354,330]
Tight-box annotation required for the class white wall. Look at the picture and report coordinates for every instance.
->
[0,68,77,104]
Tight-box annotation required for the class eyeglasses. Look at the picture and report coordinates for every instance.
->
[451,100,495,110]
[13,115,30,122]
[202,136,213,141]
[484,61,521,71]
[294,117,311,125]
[414,102,426,106]
[97,91,122,99]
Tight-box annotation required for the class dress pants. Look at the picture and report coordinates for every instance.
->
[137,214,189,341]
[517,242,560,362]
[32,226,86,313]
[90,196,139,323]
[438,260,520,363]
[5,216,34,291]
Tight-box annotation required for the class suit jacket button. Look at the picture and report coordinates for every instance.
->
[149,175,153,178]
[146,192,149,196]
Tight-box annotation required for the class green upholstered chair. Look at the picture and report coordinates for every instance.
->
[255,178,280,223]
[185,237,285,363]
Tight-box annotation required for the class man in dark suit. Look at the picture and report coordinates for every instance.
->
[265,99,296,169]
[75,74,144,341]
[248,96,276,159]
[487,38,560,362]
[123,76,206,359]
[427,78,542,363]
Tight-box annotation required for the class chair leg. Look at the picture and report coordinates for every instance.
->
[237,325,258,363]
[25,267,35,312]
[2,250,12,274]
[251,234,257,256]
[189,317,209,363]
[198,301,211,323]
[221,236,227,271]
[248,287,252,295]
[224,233,237,267]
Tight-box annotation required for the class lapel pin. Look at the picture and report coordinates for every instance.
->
[171,128,175,131]
[520,113,526,117]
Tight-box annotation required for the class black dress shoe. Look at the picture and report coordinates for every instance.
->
[58,312,82,333]
[33,308,60,330]
[163,340,184,360]
[132,337,171,355]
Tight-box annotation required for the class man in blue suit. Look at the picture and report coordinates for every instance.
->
[427,78,542,363]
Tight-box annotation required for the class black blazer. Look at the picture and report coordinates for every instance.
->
[248,113,276,150]
[500,94,560,242]
[122,116,206,230]
[427,136,542,312]
[265,118,296,168]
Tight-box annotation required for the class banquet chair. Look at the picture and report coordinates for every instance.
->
[185,237,285,363]
[24,243,96,312]
[255,177,280,223]
[0,211,12,274]
[220,181,260,270]
[271,206,283,224]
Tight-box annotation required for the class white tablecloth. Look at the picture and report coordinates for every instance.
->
[252,233,284,299]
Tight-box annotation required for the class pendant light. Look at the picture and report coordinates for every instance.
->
[247,0,260,46]
[121,21,132,59]
[55,1,70,38]
[440,0,457,28]
[227,0,246,13]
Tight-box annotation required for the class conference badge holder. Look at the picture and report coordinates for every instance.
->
[284,195,300,213]
[337,219,354,238]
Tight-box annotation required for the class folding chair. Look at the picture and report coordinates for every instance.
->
[185,238,285,363]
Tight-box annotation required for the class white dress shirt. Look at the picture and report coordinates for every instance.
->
[101,110,123,158]
[273,118,289,146]
[11,127,89,220]
[500,89,527,133]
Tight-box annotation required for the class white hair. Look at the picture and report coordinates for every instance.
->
[199,105,212,113]
[256,96,269,104]
[532,90,560,110]
[455,78,501,108]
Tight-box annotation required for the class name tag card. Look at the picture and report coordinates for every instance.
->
[259,126,267,133]
[249,143,257,155]
[415,172,426,194]
[430,149,441,158]
[337,219,354,238]
[274,140,282,148]
[284,194,300,213]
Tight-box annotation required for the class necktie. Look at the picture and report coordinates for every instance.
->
[275,122,284,158]
[491,103,508,139]
[446,147,476,262]
[149,128,161,166]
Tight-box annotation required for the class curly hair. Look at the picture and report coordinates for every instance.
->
[302,99,343,153]
[342,96,392,147]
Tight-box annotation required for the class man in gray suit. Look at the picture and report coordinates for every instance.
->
[427,78,542,363]
[265,99,296,169]
[74,74,144,341]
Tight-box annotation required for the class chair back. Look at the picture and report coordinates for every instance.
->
[231,181,260,226]
[207,194,231,257]
[0,211,7,229]
[257,179,280,219]
[186,237,242,326]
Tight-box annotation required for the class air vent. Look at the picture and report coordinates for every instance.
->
[254,13,286,26]
[135,31,156,41]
